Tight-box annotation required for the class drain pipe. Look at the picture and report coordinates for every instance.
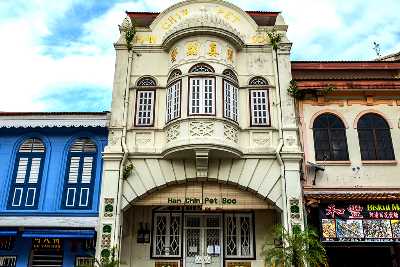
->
[114,48,133,257]
[272,45,289,231]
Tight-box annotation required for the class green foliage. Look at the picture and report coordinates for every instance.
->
[123,162,134,179]
[78,247,120,267]
[287,80,305,99]
[322,84,336,95]
[123,19,136,51]
[262,225,328,267]
[267,30,282,51]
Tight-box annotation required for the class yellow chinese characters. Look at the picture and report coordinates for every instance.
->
[186,42,199,56]
[227,48,234,62]
[216,7,240,23]
[208,42,219,57]
[134,35,157,44]
[170,47,178,63]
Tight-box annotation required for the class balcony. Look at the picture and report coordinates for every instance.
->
[162,117,242,159]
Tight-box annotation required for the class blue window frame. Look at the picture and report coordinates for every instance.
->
[61,138,97,209]
[7,138,45,209]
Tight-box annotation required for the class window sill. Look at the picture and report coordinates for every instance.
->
[362,160,397,166]
[316,161,351,166]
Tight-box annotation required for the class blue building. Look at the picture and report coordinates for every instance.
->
[0,112,108,267]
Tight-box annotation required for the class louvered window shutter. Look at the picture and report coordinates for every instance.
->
[8,138,45,209]
[62,138,96,209]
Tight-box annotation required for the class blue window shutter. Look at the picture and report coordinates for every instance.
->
[8,138,45,209]
[62,138,96,209]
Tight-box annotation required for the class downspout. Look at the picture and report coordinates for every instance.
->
[114,49,133,257]
[272,44,289,231]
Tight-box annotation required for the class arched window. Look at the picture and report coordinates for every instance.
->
[188,64,215,115]
[249,76,268,86]
[168,69,182,82]
[249,77,270,126]
[357,113,394,160]
[189,63,215,73]
[136,77,157,87]
[313,114,349,161]
[222,69,239,122]
[8,138,45,209]
[62,138,97,209]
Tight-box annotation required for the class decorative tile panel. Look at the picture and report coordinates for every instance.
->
[103,198,114,217]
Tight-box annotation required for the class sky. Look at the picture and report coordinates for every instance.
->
[0,0,399,112]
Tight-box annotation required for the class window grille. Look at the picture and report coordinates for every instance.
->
[357,113,395,160]
[136,77,157,87]
[62,138,96,209]
[189,78,215,115]
[189,63,214,73]
[8,138,45,209]
[249,76,268,86]
[153,213,182,257]
[223,80,238,122]
[75,257,94,267]
[224,213,253,258]
[250,90,270,126]
[222,69,238,83]
[135,90,155,126]
[168,69,182,82]
[313,113,349,161]
[166,81,181,122]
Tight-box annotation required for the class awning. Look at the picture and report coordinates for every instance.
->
[0,229,17,237]
[22,229,95,239]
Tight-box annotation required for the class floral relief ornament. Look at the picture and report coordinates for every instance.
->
[227,48,234,62]
[170,47,178,63]
[208,42,219,57]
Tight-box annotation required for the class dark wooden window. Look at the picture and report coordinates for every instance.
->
[313,114,349,161]
[357,113,395,160]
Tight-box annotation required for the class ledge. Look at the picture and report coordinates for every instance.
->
[362,160,397,166]
[316,161,351,166]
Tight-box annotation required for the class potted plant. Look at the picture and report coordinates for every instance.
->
[262,225,328,267]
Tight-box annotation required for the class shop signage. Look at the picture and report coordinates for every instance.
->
[0,237,15,250]
[167,196,237,205]
[226,262,251,267]
[32,238,62,250]
[320,203,400,242]
[154,262,178,267]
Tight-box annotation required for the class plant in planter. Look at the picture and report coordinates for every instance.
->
[262,225,328,267]
[123,162,134,179]
[78,246,120,267]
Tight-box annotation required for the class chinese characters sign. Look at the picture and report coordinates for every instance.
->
[32,238,62,250]
[320,203,400,242]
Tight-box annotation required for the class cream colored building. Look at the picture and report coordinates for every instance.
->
[97,1,303,266]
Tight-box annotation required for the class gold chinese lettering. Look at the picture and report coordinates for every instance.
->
[170,47,178,62]
[208,42,219,57]
[186,42,199,56]
[227,48,234,62]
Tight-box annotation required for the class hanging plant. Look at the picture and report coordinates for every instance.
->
[287,80,305,99]
[322,84,336,95]
[123,162,134,179]
[267,30,282,51]
[124,25,136,51]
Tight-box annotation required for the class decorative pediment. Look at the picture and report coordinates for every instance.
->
[162,12,246,49]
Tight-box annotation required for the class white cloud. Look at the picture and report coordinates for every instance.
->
[0,0,399,111]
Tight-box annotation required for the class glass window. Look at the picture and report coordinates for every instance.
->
[135,90,155,126]
[313,113,349,161]
[166,81,181,122]
[136,77,157,87]
[189,77,215,115]
[250,90,270,126]
[357,113,395,160]
[8,138,45,209]
[153,213,182,257]
[62,138,97,209]
[223,80,238,122]
[224,213,254,258]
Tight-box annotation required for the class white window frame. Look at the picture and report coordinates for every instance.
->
[152,213,182,258]
[135,90,155,126]
[224,213,254,258]
[166,81,181,122]
[223,80,239,122]
[189,77,215,115]
[250,89,270,126]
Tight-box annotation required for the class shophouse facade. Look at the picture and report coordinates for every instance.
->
[292,61,400,266]
[97,1,303,267]
[0,112,108,267]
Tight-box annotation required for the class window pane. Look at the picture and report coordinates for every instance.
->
[375,129,395,160]
[136,91,154,126]
[358,129,375,160]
